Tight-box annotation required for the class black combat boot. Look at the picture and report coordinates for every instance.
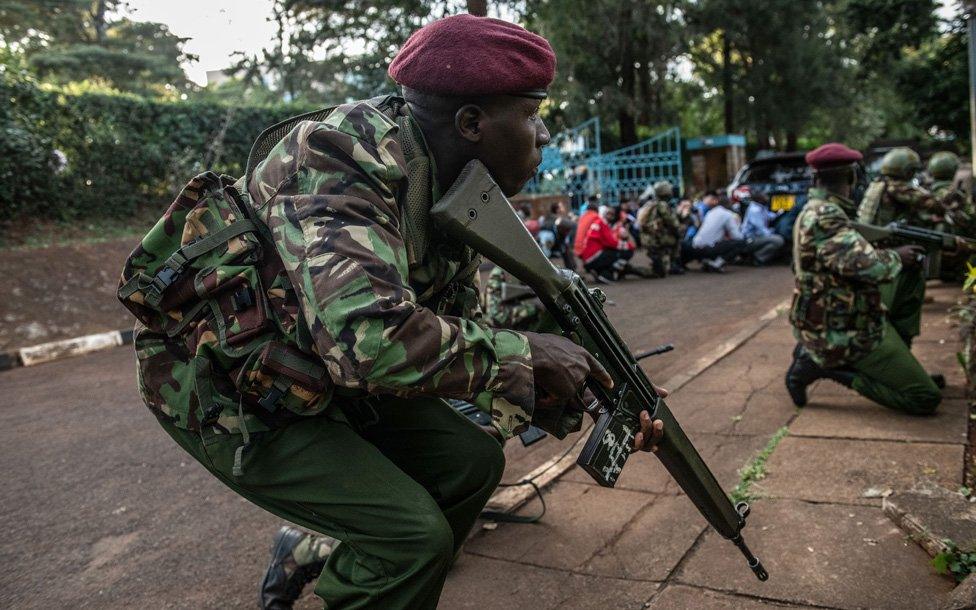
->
[785,345,856,407]
[668,262,686,275]
[650,256,667,278]
[785,345,820,407]
[260,527,330,610]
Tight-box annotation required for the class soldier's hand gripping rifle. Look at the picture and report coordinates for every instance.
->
[431,160,768,582]
[851,221,976,279]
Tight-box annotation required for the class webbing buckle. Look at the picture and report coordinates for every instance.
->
[258,386,285,413]
[144,265,182,308]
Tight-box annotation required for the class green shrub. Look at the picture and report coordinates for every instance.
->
[0,71,315,224]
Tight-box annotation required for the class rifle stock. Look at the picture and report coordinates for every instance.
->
[431,160,768,582]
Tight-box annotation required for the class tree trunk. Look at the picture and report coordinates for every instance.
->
[618,109,638,147]
[467,0,488,16]
[91,0,108,44]
[617,3,638,146]
[786,130,798,151]
[722,31,734,134]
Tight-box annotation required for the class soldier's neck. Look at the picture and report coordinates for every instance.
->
[406,104,475,201]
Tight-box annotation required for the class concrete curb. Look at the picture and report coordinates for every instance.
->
[485,296,793,516]
[0,328,134,371]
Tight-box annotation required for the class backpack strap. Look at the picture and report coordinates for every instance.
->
[395,110,433,267]
[118,219,256,309]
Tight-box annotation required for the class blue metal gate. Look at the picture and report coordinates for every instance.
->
[522,118,682,207]
[596,127,683,203]
[524,117,601,209]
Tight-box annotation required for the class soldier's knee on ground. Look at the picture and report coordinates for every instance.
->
[905,385,942,416]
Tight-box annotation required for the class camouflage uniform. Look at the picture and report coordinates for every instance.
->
[856,175,934,333]
[153,98,537,608]
[790,187,940,414]
[483,266,544,331]
[857,178,941,228]
[637,199,681,277]
[932,180,974,234]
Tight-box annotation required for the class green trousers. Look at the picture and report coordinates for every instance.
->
[849,267,941,414]
[159,396,505,609]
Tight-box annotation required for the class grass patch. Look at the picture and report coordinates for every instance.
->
[730,426,789,504]
[0,211,157,250]
[933,539,976,583]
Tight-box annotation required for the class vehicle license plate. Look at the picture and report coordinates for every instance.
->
[770,194,796,212]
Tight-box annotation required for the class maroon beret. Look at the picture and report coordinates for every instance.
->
[389,14,556,98]
[805,143,863,171]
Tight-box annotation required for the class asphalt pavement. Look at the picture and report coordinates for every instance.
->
[0,265,793,608]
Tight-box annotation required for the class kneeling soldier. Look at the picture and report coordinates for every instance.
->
[123,14,668,610]
[785,143,942,415]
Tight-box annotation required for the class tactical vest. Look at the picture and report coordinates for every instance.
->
[118,96,474,453]
[858,180,889,225]
[790,195,885,367]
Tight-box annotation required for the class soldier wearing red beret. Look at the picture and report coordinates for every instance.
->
[126,13,664,610]
[785,143,941,416]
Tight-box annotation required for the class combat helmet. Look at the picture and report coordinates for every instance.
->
[653,180,674,199]
[927,151,960,181]
[879,147,921,180]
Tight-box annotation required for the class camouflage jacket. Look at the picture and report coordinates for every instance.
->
[791,188,903,368]
[244,98,535,438]
[932,180,974,234]
[637,200,680,249]
[857,178,941,228]
[483,266,542,331]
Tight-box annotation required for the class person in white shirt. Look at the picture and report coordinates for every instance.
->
[681,192,746,272]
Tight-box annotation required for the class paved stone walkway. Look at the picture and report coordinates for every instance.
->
[439,283,966,609]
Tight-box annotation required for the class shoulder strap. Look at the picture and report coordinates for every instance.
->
[245,106,338,185]
[395,111,434,267]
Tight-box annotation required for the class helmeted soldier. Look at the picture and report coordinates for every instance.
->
[129,14,666,610]
[637,180,683,277]
[857,147,941,228]
[785,143,941,415]
[928,151,973,233]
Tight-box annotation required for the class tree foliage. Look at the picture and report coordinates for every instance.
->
[519,0,686,147]
[0,0,196,96]
[236,0,470,103]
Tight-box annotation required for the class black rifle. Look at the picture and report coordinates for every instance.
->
[431,160,768,582]
[634,343,675,361]
[851,221,974,279]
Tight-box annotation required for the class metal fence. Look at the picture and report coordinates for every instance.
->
[522,118,682,207]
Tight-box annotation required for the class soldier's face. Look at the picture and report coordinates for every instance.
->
[476,97,551,196]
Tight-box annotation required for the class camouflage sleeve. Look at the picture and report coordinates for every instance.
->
[251,108,534,437]
[936,187,973,226]
[816,204,902,282]
[891,183,941,224]
[484,267,508,328]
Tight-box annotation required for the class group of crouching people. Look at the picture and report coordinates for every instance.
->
[523,181,787,286]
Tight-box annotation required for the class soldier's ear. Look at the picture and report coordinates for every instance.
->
[455,104,485,143]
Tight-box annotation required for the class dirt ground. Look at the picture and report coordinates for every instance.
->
[0,261,794,608]
[0,238,137,352]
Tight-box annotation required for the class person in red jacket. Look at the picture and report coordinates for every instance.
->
[574,195,601,259]
[578,205,644,283]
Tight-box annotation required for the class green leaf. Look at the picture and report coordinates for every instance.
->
[933,553,950,574]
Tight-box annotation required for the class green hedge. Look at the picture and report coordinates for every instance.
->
[0,71,315,223]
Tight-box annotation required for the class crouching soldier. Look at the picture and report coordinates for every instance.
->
[637,181,683,277]
[785,143,942,415]
[119,14,666,610]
